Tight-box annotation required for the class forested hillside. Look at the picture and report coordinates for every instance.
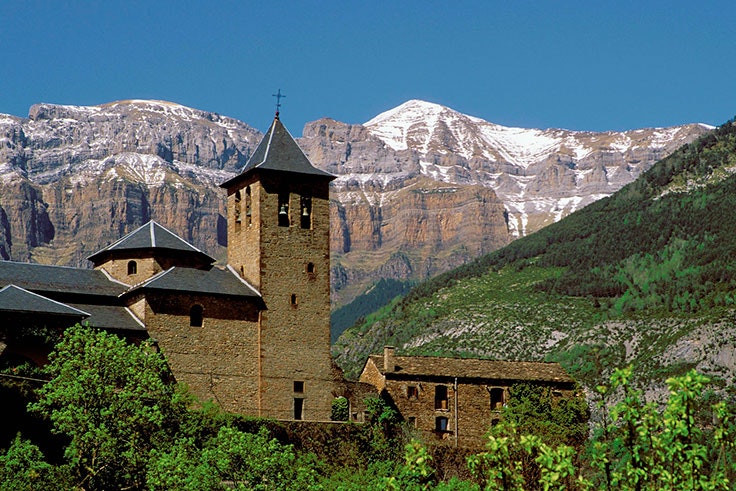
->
[334,117,736,390]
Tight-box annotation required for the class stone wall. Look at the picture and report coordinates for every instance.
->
[141,291,261,414]
[225,171,337,421]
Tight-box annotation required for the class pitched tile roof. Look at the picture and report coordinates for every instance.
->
[368,354,574,384]
[87,221,215,265]
[126,265,261,299]
[66,303,146,331]
[220,116,334,188]
[0,285,90,317]
[0,261,128,297]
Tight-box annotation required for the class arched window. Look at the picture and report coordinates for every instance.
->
[127,260,137,275]
[190,304,204,327]
[245,186,252,226]
[278,192,290,227]
[234,190,242,223]
[300,195,312,229]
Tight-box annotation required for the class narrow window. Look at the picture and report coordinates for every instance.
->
[408,416,417,427]
[234,190,242,223]
[300,195,312,229]
[407,385,418,400]
[293,381,304,393]
[294,398,304,420]
[278,192,290,227]
[291,294,298,308]
[435,385,448,410]
[435,416,448,432]
[306,262,315,274]
[127,260,137,275]
[190,304,204,327]
[490,388,505,411]
[245,186,252,226]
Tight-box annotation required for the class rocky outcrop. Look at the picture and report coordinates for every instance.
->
[0,102,261,267]
[0,100,710,309]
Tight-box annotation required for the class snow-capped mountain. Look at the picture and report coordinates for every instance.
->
[0,99,710,308]
[360,100,711,236]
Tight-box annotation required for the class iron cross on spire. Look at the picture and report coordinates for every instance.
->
[272,89,286,118]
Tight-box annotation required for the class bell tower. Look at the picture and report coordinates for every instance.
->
[220,113,336,421]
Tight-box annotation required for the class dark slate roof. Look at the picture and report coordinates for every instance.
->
[127,265,261,299]
[0,260,128,297]
[87,221,215,264]
[220,116,335,188]
[0,285,90,317]
[369,355,574,384]
[66,303,146,332]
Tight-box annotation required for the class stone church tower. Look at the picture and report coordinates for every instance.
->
[220,114,336,421]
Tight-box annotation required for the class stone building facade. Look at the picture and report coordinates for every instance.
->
[359,347,576,448]
[0,114,350,422]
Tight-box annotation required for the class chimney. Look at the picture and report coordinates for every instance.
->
[383,346,396,372]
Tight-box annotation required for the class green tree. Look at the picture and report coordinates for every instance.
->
[331,396,349,421]
[0,435,57,491]
[147,426,320,491]
[29,324,189,490]
[589,366,736,490]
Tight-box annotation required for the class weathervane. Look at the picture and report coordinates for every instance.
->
[272,89,286,118]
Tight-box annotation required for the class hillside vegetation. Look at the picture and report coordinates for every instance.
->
[333,118,736,389]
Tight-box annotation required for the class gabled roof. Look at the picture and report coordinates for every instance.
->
[367,354,574,384]
[0,284,90,317]
[0,261,128,297]
[220,115,335,189]
[87,221,215,265]
[125,265,261,300]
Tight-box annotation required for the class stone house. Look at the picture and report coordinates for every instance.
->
[359,347,576,448]
[0,113,365,422]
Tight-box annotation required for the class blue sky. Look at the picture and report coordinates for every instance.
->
[2,1,735,134]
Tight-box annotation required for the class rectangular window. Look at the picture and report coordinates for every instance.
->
[407,385,418,400]
[408,416,417,428]
[294,381,304,393]
[294,398,304,420]
[435,416,448,432]
[434,385,448,410]
[490,388,505,411]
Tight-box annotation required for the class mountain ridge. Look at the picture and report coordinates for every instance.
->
[0,99,710,309]
[332,117,736,395]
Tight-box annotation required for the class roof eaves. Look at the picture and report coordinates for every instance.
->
[98,266,132,288]
[121,267,175,297]
[124,306,146,329]
[226,264,262,297]
[0,284,91,317]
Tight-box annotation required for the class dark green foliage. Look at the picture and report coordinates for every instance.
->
[331,278,415,343]
[0,435,56,491]
[397,117,736,316]
[330,396,349,421]
[502,383,589,448]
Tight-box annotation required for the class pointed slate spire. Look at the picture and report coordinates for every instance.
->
[220,116,334,189]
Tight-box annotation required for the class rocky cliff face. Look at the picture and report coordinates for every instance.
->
[0,101,261,265]
[0,100,710,308]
